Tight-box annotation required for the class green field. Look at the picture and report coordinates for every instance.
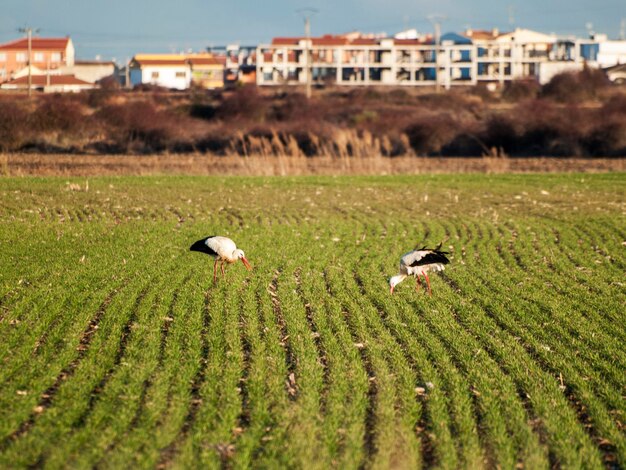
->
[1,174,624,469]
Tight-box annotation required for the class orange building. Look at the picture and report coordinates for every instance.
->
[0,37,75,83]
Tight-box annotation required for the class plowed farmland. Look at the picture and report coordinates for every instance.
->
[1,174,624,469]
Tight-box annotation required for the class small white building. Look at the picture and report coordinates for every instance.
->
[129,54,190,90]
[597,40,626,67]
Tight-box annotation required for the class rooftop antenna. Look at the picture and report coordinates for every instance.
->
[297,7,318,99]
[18,26,40,98]
[508,5,516,29]
[427,14,446,93]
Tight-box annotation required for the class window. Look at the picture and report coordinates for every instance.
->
[0,53,6,62]
[34,52,44,62]
[16,52,26,62]
[175,71,186,78]
[51,52,61,62]
[151,71,159,79]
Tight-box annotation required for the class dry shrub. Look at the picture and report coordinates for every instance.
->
[482,114,520,154]
[502,79,540,102]
[542,66,610,103]
[514,99,586,155]
[32,95,87,134]
[96,101,177,152]
[218,86,267,121]
[270,92,308,121]
[85,79,120,108]
[582,95,626,155]
[404,113,459,155]
[189,103,217,120]
[468,84,497,103]
[0,100,30,151]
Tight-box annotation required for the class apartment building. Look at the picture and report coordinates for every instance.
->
[256,28,605,89]
[257,33,474,88]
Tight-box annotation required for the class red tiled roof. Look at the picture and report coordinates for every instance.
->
[394,39,417,45]
[464,30,506,40]
[350,38,380,46]
[188,57,226,66]
[3,74,93,86]
[0,37,70,51]
[272,37,303,46]
[271,36,353,46]
[133,59,187,66]
[312,36,348,46]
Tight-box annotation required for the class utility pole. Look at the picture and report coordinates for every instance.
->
[427,15,446,93]
[297,8,318,99]
[18,26,39,98]
[125,58,131,89]
[620,18,625,40]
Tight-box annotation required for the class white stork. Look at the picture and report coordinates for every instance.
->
[389,243,450,295]
[190,235,252,283]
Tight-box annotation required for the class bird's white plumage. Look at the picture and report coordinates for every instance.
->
[206,236,239,261]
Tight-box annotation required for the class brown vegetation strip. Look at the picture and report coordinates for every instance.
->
[3,153,625,177]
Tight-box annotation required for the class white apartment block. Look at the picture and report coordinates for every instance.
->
[257,28,613,89]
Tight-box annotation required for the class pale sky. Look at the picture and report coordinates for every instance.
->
[1,0,624,62]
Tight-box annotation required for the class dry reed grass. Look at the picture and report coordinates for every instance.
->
[4,153,624,177]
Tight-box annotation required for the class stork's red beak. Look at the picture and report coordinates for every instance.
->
[390,286,394,295]
[241,257,252,270]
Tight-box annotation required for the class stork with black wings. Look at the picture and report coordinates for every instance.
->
[389,242,450,295]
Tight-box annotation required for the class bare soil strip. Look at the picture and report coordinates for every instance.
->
[3,154,624,176]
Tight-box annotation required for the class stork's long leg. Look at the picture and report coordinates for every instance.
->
[415,275,421,292]
[221,260,226,278]
[424,272,432,296]
[213,258,219,283]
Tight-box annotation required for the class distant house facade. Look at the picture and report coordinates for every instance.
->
[257,28,609,88]
[597,39,626,67]
[130,54,190,90]
[60,60,118,84]
[130,53,227,89]
[0,37,74,83]
[188,55,226,89]
[208,45,257,85]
